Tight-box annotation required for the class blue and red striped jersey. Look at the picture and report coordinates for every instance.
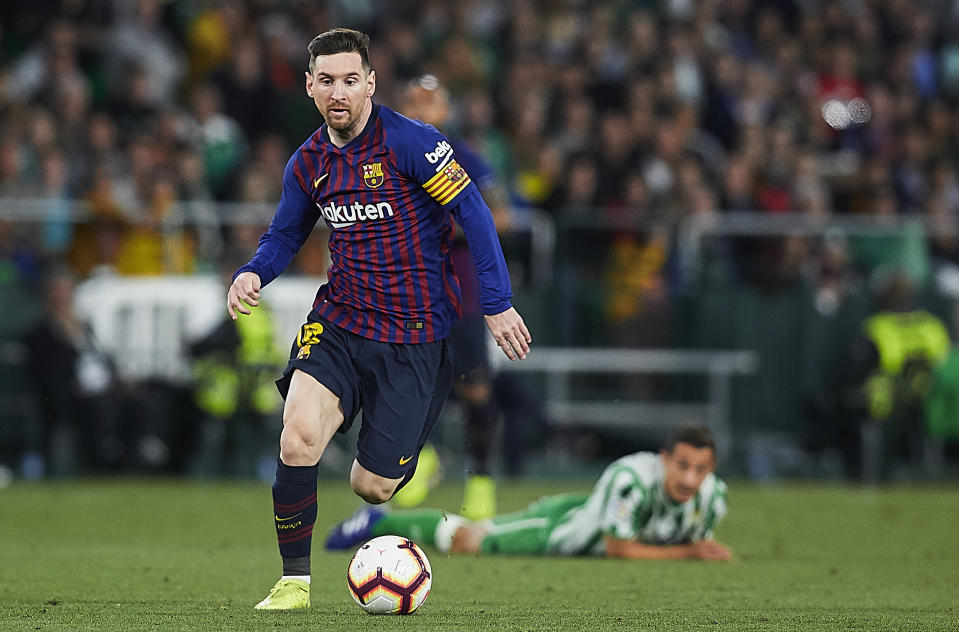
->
[236,104,512,343]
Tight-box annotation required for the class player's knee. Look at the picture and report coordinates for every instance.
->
[351,479,396,504]
[278,421,324,465]
[350,466,399,504]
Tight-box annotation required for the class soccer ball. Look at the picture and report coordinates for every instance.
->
[347,535,432,615]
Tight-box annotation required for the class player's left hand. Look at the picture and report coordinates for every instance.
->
[484,307,531,360]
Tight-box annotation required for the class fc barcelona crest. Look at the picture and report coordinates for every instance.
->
[444,162,467,184]
[362,162,385,188]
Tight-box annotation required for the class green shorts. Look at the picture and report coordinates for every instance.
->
[480,493,588,555]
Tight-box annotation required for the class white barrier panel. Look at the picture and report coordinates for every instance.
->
[75,275,326,382]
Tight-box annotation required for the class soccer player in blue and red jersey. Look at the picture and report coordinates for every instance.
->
[225,28,531,610]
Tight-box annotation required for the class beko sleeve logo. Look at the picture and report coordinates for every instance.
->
[424,140,453,168]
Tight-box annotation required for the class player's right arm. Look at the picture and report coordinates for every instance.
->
[228,153,321,318]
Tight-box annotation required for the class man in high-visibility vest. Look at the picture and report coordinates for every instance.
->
[842,274,951,481]
[191,300,284,477]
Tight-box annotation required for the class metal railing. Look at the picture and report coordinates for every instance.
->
[0,196,558,288]
[499,348,759,460]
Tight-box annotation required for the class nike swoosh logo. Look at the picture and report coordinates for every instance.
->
[398,454,414,465]
[314,173,329,188]
[275,512,302,522]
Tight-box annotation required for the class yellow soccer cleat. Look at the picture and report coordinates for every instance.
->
[391,444,442,508]
[461,474,496,521]
[254,577,310,610]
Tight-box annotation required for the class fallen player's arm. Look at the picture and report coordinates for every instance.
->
[603,535,732,561]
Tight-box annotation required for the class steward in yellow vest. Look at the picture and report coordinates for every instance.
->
[192,302,284,420]
[862,310,950,421]
[189,302,285,476]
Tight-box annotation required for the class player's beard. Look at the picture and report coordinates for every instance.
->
[325,102,363,135]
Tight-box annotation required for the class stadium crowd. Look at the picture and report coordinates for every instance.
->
[2,0,959,478]
[2,1,959,282]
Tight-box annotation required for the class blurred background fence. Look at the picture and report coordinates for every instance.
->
[3,197,959,482]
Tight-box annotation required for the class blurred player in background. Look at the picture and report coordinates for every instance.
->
[327,424,731,561]
[392,74,514,521]
[226,28,531,610]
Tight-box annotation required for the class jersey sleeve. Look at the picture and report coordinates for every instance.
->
[234,154,321,286]
[395,122,474,207]
[450,187,513,315]
[395,120,513,314]
[596,466,650,541]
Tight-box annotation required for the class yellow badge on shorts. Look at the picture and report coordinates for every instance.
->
[296,322,324,359]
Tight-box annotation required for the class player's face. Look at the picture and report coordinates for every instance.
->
[306,52,375,138]
[660,442,715,504]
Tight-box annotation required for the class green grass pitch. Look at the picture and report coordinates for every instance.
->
[1,478,957,631]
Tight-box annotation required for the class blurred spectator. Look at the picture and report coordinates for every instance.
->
[185,83,248,200]
[107,64,158,140]
[36,148,74,257]
[210,37,278,142]
[2,20,87,107]
[828,274,951,481]
[22,267,126,475]
[105,0,184,106]
[188,270,285,478]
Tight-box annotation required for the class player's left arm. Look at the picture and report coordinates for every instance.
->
[451,186,531,360]
[398,122,531,359]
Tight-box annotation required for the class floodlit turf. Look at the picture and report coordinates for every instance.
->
[1,477,957,631]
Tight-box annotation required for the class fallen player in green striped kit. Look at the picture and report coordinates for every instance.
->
[326,424,732,560]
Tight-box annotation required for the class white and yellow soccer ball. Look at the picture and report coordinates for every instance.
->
[347,535,432,615]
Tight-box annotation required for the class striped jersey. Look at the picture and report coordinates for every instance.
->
[235,104,512,343]
[546,452,728,556]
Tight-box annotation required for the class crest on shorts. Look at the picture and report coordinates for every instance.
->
[362,162,385,188]
[296,322,324,359]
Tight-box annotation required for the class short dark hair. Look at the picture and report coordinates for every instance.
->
[308,28,372,73]
[663,424,716,454]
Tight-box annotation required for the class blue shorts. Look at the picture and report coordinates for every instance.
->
[276,313,452,479]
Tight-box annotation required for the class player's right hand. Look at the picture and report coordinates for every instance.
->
[688,540,733,561]
[227,272,262,320]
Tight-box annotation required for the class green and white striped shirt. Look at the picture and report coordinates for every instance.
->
[546,451,728,556]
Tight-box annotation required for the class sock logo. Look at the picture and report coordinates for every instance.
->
[276,512,303,522]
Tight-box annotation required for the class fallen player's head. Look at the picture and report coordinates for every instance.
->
[660,424,717,504]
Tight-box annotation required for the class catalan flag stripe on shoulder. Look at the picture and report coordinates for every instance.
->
[423,159,472,205]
